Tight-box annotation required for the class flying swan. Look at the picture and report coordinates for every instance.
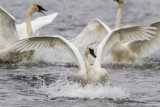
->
[71,0,160,63]
[0,4,58,48]
[7,25,157,85]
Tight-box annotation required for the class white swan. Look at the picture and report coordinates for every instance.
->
[0,5,58,47]
[8,25,156,85]
[0,4,52,63]
[71,0,160,63]
[70,19,111,47]
[17,12,58,40]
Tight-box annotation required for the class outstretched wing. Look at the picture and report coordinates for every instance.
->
[0,7,18,47]
[70,19,111,47]
[128,21,160,58]
[95,26,156,65]
[10,36,85,69]
[16,12,58,39]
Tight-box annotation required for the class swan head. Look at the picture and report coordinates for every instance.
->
[114,0,124,5]
[87,46,96,58]
[30,4,47,15]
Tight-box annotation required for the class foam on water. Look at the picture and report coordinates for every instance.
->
[34,79,130,100]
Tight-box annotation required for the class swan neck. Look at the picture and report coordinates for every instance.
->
[84,51,91,70]
[114,2,124,28]
[26,8,34,37]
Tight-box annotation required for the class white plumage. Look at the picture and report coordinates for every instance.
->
[0,6,58,47]
[71,0,160,63]
[7,25,156,85]
[16,12,58,40]
[70,19,111,47]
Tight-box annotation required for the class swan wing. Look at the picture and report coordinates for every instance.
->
[0,7,18,47]
[128,21,160,58]
[11,36,85,69]
[96,26,156,64]
[70,19,111,47]
[16,12,58,39]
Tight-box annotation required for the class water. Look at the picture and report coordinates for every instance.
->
[1,0,160,107]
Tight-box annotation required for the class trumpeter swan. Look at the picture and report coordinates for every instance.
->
[0,5,58,47]
[0,4,50,63]
[25,4,47,37]
[72,0,160,63]
[9,25,156,85]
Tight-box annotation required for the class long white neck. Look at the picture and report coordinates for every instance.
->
[26,8,34,37]
[114,1,124,28]
[84,51,91,71]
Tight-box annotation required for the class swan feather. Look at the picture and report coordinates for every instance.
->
[96,26,156,63]
[71,18,111,47]
[11,36,85,69]
[0,6,18,47]
[16,12,58,39]
[128,21,160,58]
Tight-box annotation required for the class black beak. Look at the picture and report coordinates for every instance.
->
[114,0,119,3]
[89,48,96,58]
[38,5,47,11]
[37,5,47,15]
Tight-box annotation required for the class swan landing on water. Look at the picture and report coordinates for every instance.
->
[0,5,58,47]
[7,24,157,85]
[0,4,58,63]
[71,0,160,63]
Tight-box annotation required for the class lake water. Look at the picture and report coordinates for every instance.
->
[0,0,160,107]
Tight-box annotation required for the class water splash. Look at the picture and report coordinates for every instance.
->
[22,49,75,65]
[34,79,130,100]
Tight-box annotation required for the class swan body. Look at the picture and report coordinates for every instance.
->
[73,0,160,63]
[0,6,58,47]
[76,66,108,85]
[110,42,137,62]
[8,25,156,85]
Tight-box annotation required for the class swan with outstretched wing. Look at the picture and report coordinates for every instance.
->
[71,0,160,63]
[16,12,58,40]
[0,5,58,47]
[6,25,156,85]
[0,4,57,63]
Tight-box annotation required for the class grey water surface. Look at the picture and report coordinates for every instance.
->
[1,0,160,107]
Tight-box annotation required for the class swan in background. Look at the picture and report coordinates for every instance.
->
[72,0,160,63]
[16,12,58,40]
[8,24,156,85]
[25,4,48,37]
[0,4,51,63]
[0,5,58,48]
